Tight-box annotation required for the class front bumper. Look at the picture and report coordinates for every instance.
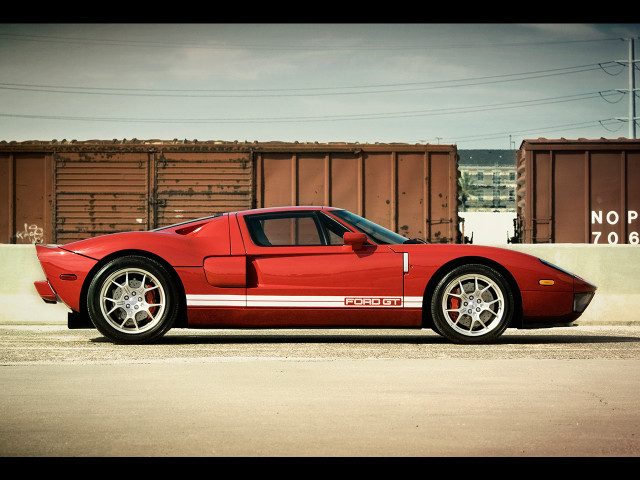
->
[573,291,595,314]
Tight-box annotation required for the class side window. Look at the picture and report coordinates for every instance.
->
[318,212,350,245]
[246,213,323,246]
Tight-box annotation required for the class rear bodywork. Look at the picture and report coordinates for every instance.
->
[33,206,596,331]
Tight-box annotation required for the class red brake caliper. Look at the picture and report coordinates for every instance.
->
[448,288,460,321]
[145,284,155,318]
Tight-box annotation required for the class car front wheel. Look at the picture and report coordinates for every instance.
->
[87,256,179,343]
[431,264,514,344]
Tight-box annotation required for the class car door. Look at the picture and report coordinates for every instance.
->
[236,210,405,320]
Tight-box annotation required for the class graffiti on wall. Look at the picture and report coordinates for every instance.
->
[15,224,44,244]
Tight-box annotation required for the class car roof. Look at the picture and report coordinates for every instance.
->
[233,206,340,215]
[153,206,341,232]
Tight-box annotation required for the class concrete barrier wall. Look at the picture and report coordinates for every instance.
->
[1,244,637,326]
[1,245,70,324]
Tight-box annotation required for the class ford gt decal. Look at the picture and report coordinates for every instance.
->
[185,294,423,308]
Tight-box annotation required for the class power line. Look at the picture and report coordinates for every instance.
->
[442,119,624,144]
[0,90,622,124]
[0,32,626,51]
[0,63,622,98]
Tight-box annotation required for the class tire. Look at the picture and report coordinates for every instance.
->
[87,255,180,344]
[431,264,514,344]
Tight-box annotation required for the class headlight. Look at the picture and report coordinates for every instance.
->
[573,292,594,313]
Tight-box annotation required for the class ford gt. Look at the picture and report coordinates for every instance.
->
[33,206,596,344]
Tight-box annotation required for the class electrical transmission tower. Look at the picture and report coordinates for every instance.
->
[617,37,638,139]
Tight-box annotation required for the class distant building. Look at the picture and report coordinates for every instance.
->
[458,150,516,212]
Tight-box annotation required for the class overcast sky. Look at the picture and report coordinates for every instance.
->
[0,23,638,149]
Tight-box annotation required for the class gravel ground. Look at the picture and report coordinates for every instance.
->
[2,323,640,364]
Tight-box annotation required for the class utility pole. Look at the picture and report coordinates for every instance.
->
[629,38,637,139]
[618,38,638,139]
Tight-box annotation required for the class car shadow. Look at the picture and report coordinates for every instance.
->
[93,329,640,346]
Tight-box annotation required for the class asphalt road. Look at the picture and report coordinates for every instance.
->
[1,323,640,457]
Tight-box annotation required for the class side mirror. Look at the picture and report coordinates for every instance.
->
[343,232,368,250]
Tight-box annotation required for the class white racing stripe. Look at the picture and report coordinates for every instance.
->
[249,295,349,308]
[186,295,245,307]
[404,296,423,308]
[186,294,423,309]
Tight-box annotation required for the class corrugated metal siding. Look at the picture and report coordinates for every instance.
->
[516,139,640,244]
[255,145,460,243]
[55,151,150,243]
[154,151,252,227]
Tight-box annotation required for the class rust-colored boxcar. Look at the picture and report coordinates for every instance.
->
[515,138,640,244]
[1,140,254,244]
[0,140,460,244]
[0,147,53,244]
[254,142,460,243]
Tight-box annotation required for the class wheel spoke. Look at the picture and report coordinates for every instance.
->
[480,305,497,316]
[452,314,467,326]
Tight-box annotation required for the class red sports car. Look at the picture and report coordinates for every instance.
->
[33,206,596,344]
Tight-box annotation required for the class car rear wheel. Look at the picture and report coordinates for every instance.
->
[87,256,179,343]
[431,264,513,344]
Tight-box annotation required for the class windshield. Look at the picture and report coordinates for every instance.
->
[332,209,410,245]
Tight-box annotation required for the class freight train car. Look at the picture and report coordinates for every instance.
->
[0,140,461,244]
[514,138,640,244]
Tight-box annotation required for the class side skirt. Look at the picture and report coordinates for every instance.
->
[186,307,423,328]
